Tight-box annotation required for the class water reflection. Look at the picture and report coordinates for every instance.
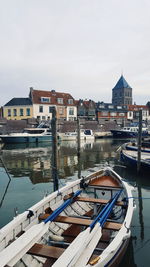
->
[1,139,118,184]
[0,179,11,208]
[1,139,150,266]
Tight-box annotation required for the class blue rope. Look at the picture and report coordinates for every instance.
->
[125,197,150,200]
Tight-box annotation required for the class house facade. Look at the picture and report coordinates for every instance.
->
[126,104,150,122]
[3,98,33,120]
[96,102,127,125]
[112,75,132,105]
[76,99,96,120]
[30,88,77,121]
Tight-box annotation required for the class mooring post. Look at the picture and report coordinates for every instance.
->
[77,118,81,178]
[137,109,142,173]
[77,118,81,157]
[51,107,59,191]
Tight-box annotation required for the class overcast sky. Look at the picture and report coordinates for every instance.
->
[0,0,150,106]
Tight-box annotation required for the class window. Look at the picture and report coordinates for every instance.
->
[119,113,125,116]
[128,112,132,117]
[42,116,46,120]
[68,99,73,104]
[69,108,74,115]
[59,107,64,115]
[99,104,105,108]
[88,110,95,115]
[108,105,114,109]
[20,109,24,116]
[8,109,11,117]
[26,108,30,116]
[117,106,122,109]
[49,106,56,113]
[110,112,117,116]
[41,97,51,103]
[13,109,17,116]
[79,110,85,116]
[57,98,63,104]
[101,111,108,116]
[39,106,43,113]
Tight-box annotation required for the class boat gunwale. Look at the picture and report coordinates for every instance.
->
[0,167,135,267]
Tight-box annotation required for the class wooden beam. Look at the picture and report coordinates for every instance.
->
[28,243,65,259]
[38,214,122,231]
[75,196,125,206]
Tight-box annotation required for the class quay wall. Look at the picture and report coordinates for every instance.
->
[0,118,118,134]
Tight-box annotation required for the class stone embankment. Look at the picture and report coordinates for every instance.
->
[0,118,118,136]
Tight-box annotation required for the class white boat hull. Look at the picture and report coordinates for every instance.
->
[0,168,135,267]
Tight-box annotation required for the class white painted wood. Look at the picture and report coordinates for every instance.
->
[0,222,49,267]
[0,167,135,267]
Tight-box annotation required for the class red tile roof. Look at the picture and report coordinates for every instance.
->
[127,104,148,111]
[31,89,76,106]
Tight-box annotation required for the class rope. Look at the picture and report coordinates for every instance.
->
[125,197,150,200]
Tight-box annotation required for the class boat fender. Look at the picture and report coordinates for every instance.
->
[49,233,64,241]
[27,210,34,219]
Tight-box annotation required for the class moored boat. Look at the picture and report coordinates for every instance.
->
[0,123,54,144]
[60,129,94,141]
[123,142,150,153]
[111,126,149,138]
[0,167,135,267]
[120,149,150,171]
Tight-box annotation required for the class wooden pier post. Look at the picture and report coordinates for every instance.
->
[77,118,81,157]
[51,107,59,191]
[137,109,142,173]
[77,118,81,178]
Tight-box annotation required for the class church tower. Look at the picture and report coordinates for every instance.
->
[112,75,132,105]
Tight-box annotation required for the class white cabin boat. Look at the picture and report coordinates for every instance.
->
[0,123,54,144]
[60,129,94,141]
[0,167,135,267]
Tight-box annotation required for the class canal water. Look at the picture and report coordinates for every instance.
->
[0,138,150,266]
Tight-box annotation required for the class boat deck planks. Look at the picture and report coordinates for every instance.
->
[28,243,99,266]
[75,196,124,206]
[89,175,121,187]
[38,214,122,230]
[28,243,65,259]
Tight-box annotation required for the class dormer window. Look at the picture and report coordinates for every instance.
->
[68,99,73,104]
[41,97,51,103]
[57,98,63,104]
[108,105,114,109]
[99,105,105,108]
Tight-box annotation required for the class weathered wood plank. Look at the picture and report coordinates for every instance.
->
[75,196,124,206]
[28,243,65,259]
[38,214,122,230]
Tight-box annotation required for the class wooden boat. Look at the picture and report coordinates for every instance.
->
[123,142,150,153]
[121,149,150,171]
[0,167,135,267]
[60,129,94,141]
[111,126,149,138]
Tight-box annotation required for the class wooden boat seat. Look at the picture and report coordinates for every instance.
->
[88,184,123,191]
[89,175,121,187]
[75,196,125,206]
[28,243,99,266]
[38,214,122,231]
[28,243,65,259]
